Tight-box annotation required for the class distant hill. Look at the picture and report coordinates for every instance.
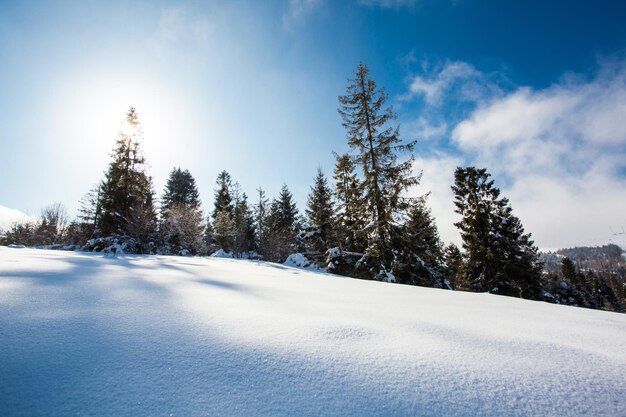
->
[541,244,625,274]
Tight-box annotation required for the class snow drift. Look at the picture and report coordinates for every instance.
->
[0,247,625,416]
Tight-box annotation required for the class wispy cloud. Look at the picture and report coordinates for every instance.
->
[407,58,626,248]
[150,7,212,53]
[405,116,448,140]
[282,0,324,31]
[358,0,420,9]
[403,60,502,105]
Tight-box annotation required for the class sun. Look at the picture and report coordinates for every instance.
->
[58,72,193,171]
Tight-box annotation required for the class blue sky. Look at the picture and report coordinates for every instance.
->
[1,0,625,248]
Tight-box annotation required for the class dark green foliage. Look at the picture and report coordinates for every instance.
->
[303,168,335,255]
[452,166,543,299]
[213,170,233,219]
[443,243,463,289]
[232,192,257,255]
[338,62,418,278]
[544,261,624,313]
[332,153,365,252]
[161,167,201,218]
[560,257,579,283]
[393,199,445,287]
[159,168,204,255]
[263,184,299,262]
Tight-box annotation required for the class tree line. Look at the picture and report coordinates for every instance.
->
[1,63,623,312]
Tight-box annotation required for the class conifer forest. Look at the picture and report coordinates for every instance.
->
[2,63,624,313]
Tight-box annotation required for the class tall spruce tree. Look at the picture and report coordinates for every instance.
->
[338,62,418,279]
[97,107,156,247]
[304,168,335,255]
[452,166,543,299]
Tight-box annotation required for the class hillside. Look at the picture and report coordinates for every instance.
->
[1,247,625,416]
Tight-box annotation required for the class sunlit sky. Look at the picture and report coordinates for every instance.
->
[1,0,626,249]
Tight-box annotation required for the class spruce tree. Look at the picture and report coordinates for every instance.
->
[213,170,233,219]
[304,168,335,255]
[97,107,157,249]
[232,192,256,256]
[265,184,299,262]
[161,167,201,219]
[160,168,204,255]
[333,153,364,252]
[393,199,445,287]
[338,62,418,278]
[254,187,269,257]
[452,166,543,299]
[209,170,236,253]
[78,184,102,226]
[443,243,463,289]
[213,210,235,252]
[560,257,579,283]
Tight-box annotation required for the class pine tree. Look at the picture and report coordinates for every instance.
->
[161,167,201,219]
[304,168,335,256]
[393,199,445,287]
[452,166,543,299]
[332,153,364,252]
[97,107,156,245]
[338,62,418,278]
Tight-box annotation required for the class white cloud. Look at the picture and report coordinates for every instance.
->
[407,59,626,249]
[0,205,36,231]
[406,116,447,140]
[410,154,463,246]
[282,0,324,31]
[404,61,496,105]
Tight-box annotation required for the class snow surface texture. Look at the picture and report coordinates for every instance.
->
[1,248,625,417]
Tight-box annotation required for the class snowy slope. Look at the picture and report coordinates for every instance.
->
[1,248,625,417]
[0,205,34,231]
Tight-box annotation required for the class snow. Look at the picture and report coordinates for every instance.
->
[0,205,35,230]
[1,247,625,417]
[210,248,234,258]
[283,252,321,270]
